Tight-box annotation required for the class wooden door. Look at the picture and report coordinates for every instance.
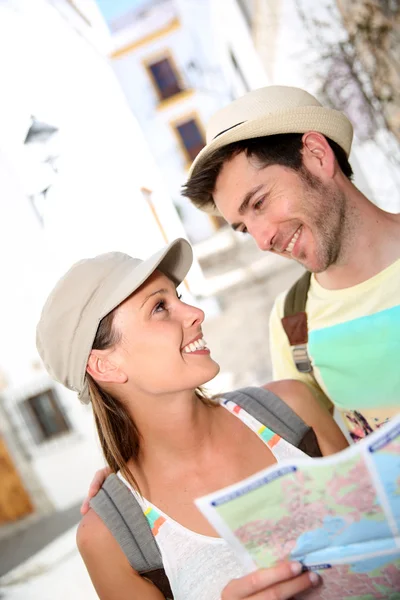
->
[0,436,33,524]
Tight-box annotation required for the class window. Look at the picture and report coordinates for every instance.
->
[175,118,205,162]
[22,389,70,444]
[148,57,183,101]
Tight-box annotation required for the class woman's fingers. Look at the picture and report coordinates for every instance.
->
[221,562,320,600]
[255,570,320,600]
[80,467,112,515]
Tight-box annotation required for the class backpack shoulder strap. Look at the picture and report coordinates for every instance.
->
[224,386,322,457]
[281,271,313,374]
[89,473,173,599]
[283,270,311,317]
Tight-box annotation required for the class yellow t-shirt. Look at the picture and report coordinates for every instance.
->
[269,258,400,441]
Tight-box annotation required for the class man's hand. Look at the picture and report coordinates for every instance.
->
[80,466,112,515]
[221,562,320,599]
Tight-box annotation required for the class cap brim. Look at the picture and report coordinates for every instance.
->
[102,237,193,319]
[78,238,192,404]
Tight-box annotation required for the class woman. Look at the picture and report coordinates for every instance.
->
[36,239,348,600]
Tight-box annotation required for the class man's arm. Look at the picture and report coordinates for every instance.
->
[269,293,333,413]
[265,380,348,455]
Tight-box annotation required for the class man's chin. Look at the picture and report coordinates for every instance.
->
[270,249,327,274]
[293,254,328,274]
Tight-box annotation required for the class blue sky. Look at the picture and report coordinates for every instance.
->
[96,0,148,23]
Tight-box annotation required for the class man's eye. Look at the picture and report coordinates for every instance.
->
[253,197,265,211]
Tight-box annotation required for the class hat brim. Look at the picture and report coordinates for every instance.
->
[188,105,353,215]
[102,237,193,320]
[79,238,192,403]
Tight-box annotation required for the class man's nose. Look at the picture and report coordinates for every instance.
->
[248,223,275,251]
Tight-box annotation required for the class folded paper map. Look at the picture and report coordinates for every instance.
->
[196,414,400,599]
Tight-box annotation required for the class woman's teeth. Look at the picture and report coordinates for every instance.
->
[183,338,208,353]
[286,227,301,254]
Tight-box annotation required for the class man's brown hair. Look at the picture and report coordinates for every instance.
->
[182,133,353,214]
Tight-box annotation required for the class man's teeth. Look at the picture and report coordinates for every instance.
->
[286,227,301,253]
[183,338,208,353]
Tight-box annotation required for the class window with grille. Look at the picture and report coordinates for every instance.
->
[22,389,71,444]
[148,57,183,101]
[175,118,205,162]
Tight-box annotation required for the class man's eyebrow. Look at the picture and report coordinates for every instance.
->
[231,184,264,230]
[140,288,169,308]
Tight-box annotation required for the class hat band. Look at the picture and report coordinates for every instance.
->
[213,121,245,140]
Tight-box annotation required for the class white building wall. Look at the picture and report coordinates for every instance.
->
[106,0,268,244]
[0,0,204,515]
[209,0,269,96]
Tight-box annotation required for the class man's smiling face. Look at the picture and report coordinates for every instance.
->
[213,151,347,273]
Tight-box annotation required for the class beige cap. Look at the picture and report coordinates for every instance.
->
[187,86,353,214]
[36,239,192,404]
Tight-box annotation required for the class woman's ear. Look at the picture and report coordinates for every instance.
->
[86,350,128,385]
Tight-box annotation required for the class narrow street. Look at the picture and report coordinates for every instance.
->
[198,230,303,390]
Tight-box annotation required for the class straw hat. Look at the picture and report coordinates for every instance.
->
[187,86,353,213]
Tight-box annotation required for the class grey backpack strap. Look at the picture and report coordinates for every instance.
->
[224,386,322,457]
[89,473,173,599]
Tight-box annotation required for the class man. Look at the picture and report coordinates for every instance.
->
[80,85,399,512]
[182,86,400,441]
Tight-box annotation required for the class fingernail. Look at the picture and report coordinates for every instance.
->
[309,572,320,587]
[290,562,303,575]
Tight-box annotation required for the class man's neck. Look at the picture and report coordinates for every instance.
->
[316,187,400,290]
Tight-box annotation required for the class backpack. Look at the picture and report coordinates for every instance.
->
[281,271,312,373]
[89,386,322,599]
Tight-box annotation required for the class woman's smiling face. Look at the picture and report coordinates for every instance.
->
[105,270,220,396]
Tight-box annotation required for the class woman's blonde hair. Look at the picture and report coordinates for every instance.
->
[88,309,216,492]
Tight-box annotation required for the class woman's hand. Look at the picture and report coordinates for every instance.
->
[221,562,320,599]
[80,466,112,515]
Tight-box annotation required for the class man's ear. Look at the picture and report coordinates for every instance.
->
[86,350,128,385]
[301,132,336,179]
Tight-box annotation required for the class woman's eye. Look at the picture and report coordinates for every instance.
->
[153,301,166,313]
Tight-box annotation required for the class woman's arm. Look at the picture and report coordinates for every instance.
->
[77,509,164,600]
[264,379,349,455]
[77,510,320,599]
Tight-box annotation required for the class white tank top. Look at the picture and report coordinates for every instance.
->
[118,398,309,600]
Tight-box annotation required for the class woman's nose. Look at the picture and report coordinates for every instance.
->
[182,303,204,329]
